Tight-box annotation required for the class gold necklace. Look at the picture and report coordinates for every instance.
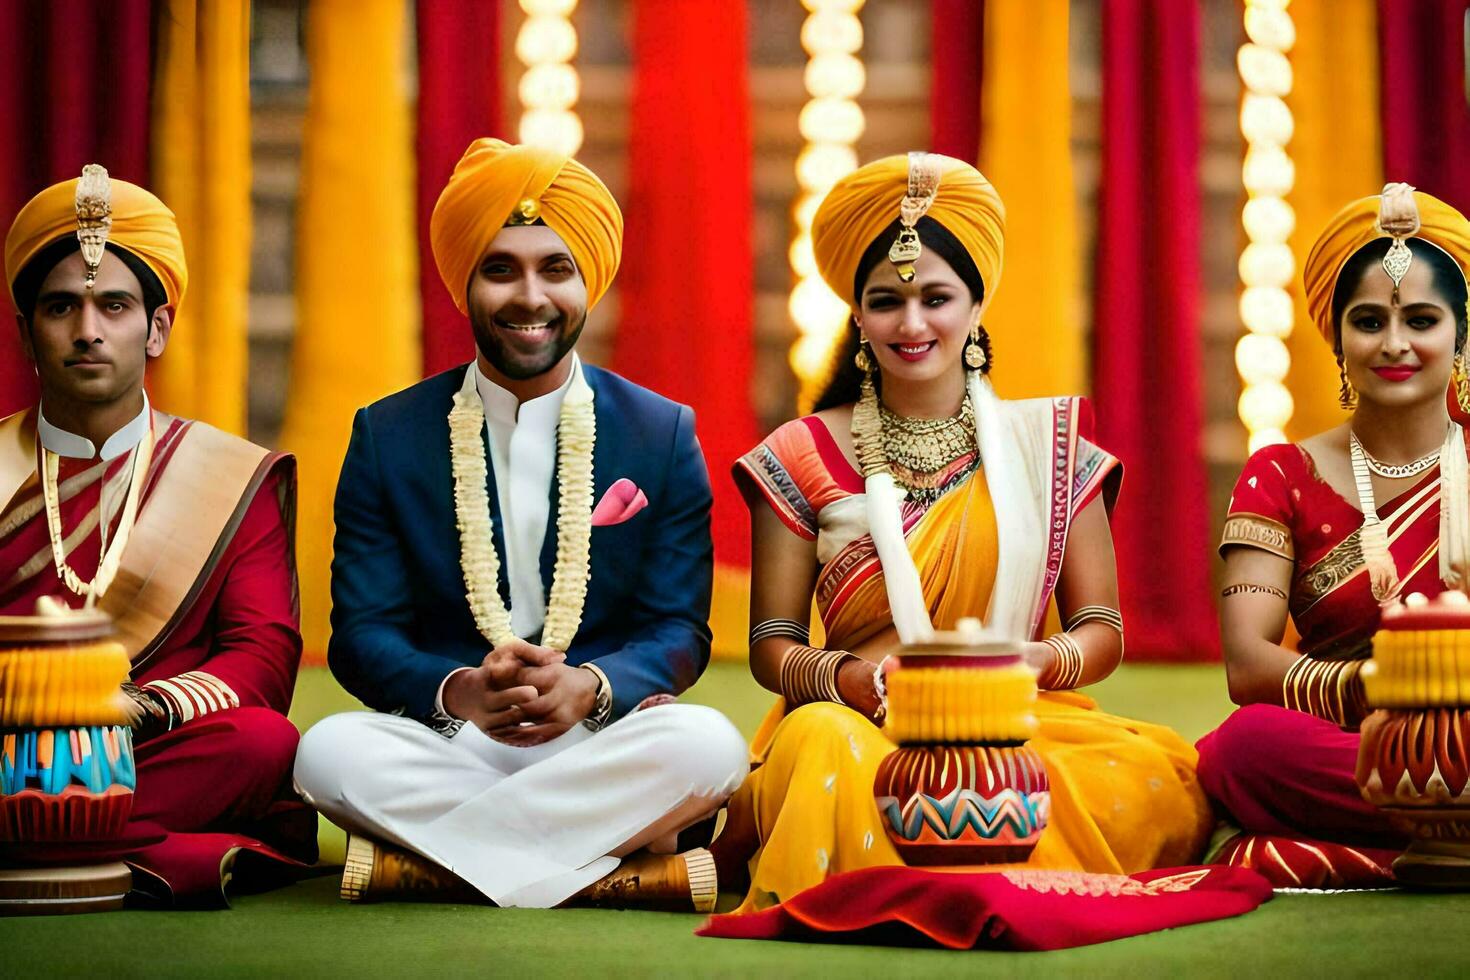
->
[878,393,978,503]
[1353,429,1443,479]
[41,424,155,606]
[448,369,596,651]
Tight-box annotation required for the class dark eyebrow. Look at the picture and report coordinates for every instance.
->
[36,289,80,305]
[480,251,575,266]
[97,289,138,302]
[1346,300,1445,315]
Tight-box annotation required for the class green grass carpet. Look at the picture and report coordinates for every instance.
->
[7,663,1469,976]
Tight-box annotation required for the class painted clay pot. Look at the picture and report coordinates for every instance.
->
[874,618,1049,865]
[1356,591,1470,888]
[0,607,135,844]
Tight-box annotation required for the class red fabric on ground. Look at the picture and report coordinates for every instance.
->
[698,865,1272,951]
[1214,833,1397,890]
[415,0,503,377]
[1091,0,1218,661]
[1378,0,1470,213]
[613,0,756,567]
[0,0,151,417]
[1196,704,1409,850]
[930,0,984,166]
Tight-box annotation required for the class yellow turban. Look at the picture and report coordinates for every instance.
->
[1303,185,1470,345]
[429,138,624,314]
[812,152,1005,307]
[4,172,187,310]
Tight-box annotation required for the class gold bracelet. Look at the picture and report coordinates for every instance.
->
[1221,583,1287,600]
[1282,656,1366,727]
[1040,632,1085,690]
[778,644,853,706]
[1064,605,1123,634]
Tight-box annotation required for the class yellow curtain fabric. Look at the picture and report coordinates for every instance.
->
[1285,0,1381,440]
[978,0,1083,398]
[149,0,251,433]
[281,0,418,659]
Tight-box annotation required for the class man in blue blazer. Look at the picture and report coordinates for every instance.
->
[294,139,746,911]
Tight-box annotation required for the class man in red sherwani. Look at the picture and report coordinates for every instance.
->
[0,166,314,906]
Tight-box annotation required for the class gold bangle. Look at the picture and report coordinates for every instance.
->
[1064,605,1123,634]
[1040,632,1085,690]
[1282,655,1363,727]
[778,644,852,706]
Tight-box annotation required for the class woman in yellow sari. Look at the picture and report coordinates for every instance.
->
[712,153,1212,913]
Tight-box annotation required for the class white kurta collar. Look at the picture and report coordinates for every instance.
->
[37,391,151,461]
[471,354,579,427]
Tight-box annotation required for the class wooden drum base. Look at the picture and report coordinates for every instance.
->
[0,862,131,915]
[1393,841,1470,890]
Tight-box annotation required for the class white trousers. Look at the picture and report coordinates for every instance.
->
[292,703,748,908]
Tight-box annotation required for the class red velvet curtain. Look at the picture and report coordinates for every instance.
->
[1378,0,1470,211]
[930,0,984,164]
[1092,0,1218,660]
[0,0,151,417]
[415,0,502,377]
[614,0,755,566]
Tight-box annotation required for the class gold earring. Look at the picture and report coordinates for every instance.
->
[1455,349,1470,414]
[855,333,873,374]
[965,316,986,371]
[1338,360,1357,411]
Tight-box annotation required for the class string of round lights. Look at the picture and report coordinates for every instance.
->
[516,0,582,156]
[789,0,867,411]
[1236,0,1297,452]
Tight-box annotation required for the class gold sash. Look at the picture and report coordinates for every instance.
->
[0,409,280,664]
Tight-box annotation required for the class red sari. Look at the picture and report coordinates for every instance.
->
[0,409,315,907]
[1196,442,1451,886]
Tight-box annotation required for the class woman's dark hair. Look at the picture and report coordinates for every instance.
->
[1329,237,1468,355]
[811,216,990,412]
[11,238,168,324]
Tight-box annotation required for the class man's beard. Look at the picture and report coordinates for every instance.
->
[469,308,586,381]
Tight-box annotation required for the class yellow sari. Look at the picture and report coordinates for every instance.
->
[730,405,1212,913]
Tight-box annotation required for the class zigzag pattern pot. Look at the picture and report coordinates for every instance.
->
[875,742,1049,864]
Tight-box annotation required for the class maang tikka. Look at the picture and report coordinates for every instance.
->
[888,152,940,283]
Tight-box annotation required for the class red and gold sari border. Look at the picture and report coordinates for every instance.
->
[734,445,818,542]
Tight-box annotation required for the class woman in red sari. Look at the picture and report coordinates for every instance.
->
[1198,184,1470,887]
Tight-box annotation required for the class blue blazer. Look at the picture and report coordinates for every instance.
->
[328,363,714,722]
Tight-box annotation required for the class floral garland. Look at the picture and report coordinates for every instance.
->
[448,368,596,651]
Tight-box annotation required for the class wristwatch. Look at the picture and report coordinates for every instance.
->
[580,663,613,731]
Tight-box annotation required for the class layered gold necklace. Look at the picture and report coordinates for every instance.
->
[447,369,595,651]
[876,392,978,504]
[40,424,155,606]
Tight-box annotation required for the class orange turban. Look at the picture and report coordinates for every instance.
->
[812,152,1005,307]
[429,138,623,314]
[1303,184,1470,345]
[5,170,187,311]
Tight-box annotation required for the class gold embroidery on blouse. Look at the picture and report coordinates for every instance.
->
[1293,528,1366,613]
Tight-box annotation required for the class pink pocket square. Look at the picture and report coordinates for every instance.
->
[591,478,648,527]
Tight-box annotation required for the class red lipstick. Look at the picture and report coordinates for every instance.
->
[1372,366,1420,382]
[890,341,936,363]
